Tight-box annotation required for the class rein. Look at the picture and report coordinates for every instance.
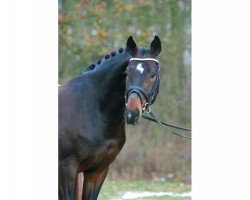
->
[142,107,191,140]
[125,58,191,140]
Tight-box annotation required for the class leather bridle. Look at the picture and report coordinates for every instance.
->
[124,58,192,140]
[125,58,160,112]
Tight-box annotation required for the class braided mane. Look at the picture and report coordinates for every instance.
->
[84,46,150,72]
[84,47,126,72]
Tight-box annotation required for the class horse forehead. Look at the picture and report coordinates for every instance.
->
[136,63,144,74]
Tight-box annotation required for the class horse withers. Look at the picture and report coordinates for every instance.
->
[59,36,161,200]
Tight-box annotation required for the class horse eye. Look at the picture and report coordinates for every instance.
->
[150,72,156,78]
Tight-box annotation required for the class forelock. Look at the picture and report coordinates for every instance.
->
[138,46,150,55]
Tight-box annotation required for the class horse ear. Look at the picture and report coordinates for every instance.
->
[150,35,161,57]
[126,36,138,56]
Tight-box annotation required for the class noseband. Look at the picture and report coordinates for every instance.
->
[125,58,160,112]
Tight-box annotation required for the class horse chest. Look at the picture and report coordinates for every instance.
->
[80,139,123,172]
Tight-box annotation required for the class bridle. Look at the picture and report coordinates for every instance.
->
[124,58,192,140]
[125,58,160,112]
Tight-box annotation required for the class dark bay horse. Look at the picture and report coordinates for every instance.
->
[59,36,162,200]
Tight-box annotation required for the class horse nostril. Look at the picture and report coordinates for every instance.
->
[134,108,139,118]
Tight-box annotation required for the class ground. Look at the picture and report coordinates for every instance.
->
[99,179,191,200]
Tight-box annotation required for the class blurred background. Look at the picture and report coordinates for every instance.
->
[59,0,191,188]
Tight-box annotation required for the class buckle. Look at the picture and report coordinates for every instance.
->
[142,103,150,112]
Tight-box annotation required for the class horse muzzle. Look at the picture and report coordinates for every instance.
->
[125,93,142,125]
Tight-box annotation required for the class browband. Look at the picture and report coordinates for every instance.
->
[130,58,159,64]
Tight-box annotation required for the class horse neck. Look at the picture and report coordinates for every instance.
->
[91,52,131,118]
[90,51,130,87]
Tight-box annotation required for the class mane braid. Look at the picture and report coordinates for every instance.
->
[81,46,149,75]
[84,47,125,72]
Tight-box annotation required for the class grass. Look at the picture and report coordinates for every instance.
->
[99,179,191,200]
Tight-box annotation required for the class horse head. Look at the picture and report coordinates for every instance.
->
[125,35,162,124]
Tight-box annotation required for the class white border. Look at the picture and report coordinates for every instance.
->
[193,0,250,199]
[0,0,57,199]
[0,0,250,199]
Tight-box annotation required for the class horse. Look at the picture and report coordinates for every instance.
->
[59,35,162,200]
